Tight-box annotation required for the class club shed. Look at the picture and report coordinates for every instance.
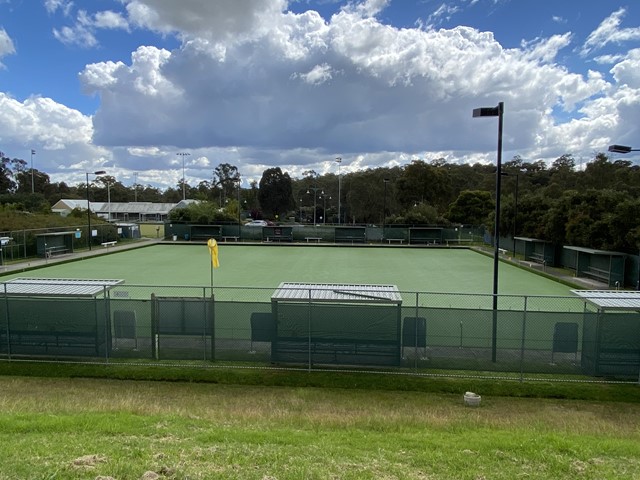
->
[270,283,403,367]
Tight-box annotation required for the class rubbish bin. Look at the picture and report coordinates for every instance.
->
[184,234,190,241]
[172,234,177,241]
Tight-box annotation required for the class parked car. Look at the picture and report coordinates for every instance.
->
[245,220,268,227]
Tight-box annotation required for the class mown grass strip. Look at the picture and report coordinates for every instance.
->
[0,360,638,403]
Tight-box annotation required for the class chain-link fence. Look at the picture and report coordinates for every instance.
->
[1,281,639,383]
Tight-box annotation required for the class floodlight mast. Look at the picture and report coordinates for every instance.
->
[86,170,106,251]
[473,102,504,363]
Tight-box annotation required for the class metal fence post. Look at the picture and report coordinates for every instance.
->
[519,295,528,382]
[414,292,419,371]
[104,285,110,363]
[308,287,312,372]
[3,283,11,359]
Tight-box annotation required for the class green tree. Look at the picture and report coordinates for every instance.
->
[168,201,235,223]
[258,167,293,218]
[214,163,240,204]
[447,190,493,225]
[0,154,26,194]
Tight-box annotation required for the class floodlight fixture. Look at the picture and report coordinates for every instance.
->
[608,144,638,154]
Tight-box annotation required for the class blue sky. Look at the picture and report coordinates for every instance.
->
[0,0,639,190]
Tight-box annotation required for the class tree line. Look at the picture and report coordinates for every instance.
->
[2,151,640,254]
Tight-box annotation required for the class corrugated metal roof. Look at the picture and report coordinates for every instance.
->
[564,246,626,256]
[514,236,551,243]
[93,202,176,214]
[571,290,640,311]
[1,278,124,297]
[272,282,402,304]
[52,199,179,215]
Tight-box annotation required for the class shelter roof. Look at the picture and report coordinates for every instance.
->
[571,290,640,311]
[564,246,626,256]
[272,282,402,304]
[514,236,551,243]
[35,231,76,237]
[1,278,124,297]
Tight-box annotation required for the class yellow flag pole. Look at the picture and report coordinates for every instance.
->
[207,238,220,288]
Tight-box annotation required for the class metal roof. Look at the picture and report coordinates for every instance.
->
[1,278,124,297]
[514,236,551,243]
[571,290,640,311]
[51,199,179,215]
[35,231,76,237]
[272,282,402,304]
[564,246,626,256]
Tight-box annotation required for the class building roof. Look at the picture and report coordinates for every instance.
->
[51,199,179,216]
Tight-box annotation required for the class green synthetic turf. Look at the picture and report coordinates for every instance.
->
[1,244,573,296]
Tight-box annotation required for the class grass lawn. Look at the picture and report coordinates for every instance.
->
[0,375,639,479]
[1,244,574,296]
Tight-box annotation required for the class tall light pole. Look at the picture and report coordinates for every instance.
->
[608,144,640,289]
[86,170,106,251]
[322,195,331,224]
[473,101,504,363]
[382,178,389,237]
[307,187,324,225]
[106,179,112,223]
[237,175,242,239]
[133,172,138,202]
[176,152,190,200]
[335,157,342,224]
[30,149,35,193]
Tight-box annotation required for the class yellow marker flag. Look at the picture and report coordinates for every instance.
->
[207,238,220,268]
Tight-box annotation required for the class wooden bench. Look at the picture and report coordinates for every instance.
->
[221,236,239,242]
[265,235,293,242]
[101,241,117,248]
[529,252,544,262]
[45,245,69,258]
[386,238,404,244]
[305,237,322,243]
[583,266,610,284]
[335,236,366,244]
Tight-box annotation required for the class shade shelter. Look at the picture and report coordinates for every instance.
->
[409,227,443,245]
[514,237,554,266]
[0,278,123,358]
[572,290,640,378]
[270,283,403,366]
[35,231,75,258]
[564,246,626,287]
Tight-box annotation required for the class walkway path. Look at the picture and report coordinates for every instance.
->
[0,237,164,276]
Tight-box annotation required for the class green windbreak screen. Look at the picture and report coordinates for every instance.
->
[1,296,108,357]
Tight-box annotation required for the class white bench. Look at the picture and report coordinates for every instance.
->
[222,236,239,242]
[101,241,117,248]
[305,237,322,243]
[498,248,507,255]
[386,238,404,244]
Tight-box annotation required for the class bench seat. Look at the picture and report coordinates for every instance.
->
[583,266,610,283]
